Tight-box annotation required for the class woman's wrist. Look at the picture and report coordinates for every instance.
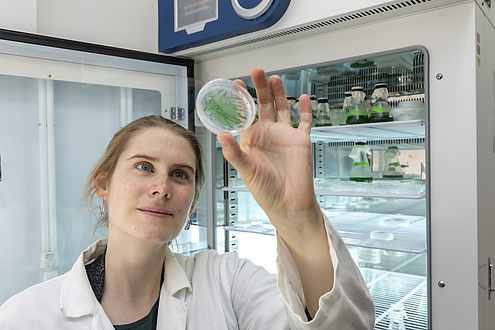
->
[271,204,325,253]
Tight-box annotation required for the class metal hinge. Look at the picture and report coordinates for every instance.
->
[171,107,185,121]
[489,258,495,299]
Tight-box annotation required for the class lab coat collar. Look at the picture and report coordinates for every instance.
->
[156,248,193,329]
[60,238,108,318]
[58,238,193,328]
[162,247,192,297]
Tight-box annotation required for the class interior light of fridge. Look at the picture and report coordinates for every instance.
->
[38,79,59,271]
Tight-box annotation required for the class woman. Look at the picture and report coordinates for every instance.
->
[0,68,374,329]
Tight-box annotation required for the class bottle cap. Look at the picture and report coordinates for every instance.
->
[318,97,329,103]
[196,78,256,136]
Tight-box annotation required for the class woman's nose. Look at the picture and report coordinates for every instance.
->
[150,175,172,198]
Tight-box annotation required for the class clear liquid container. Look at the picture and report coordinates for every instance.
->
[370,83,393,123]
[339,91,352,125]
[287,96,299,128]
[310,95,318,127]
[315,97,332,127]
[346,87,370,125]
[349,142,373,182]
[383,146,404,178]
[329,105,342,126]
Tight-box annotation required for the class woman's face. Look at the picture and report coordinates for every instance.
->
[98,127,197,245]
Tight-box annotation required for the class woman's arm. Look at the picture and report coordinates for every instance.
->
[217,67,334,316]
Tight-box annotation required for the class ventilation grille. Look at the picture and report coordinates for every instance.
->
[186,0,432,58]
[325,52,425,105]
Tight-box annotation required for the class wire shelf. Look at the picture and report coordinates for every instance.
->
[362,268,428,330]
[310,120,425,143]
[225,211,426,254]
[224,179,426,199]
[329,212,426,253]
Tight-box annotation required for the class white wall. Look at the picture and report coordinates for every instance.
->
[0,0,37,32]
[0,0,158,53]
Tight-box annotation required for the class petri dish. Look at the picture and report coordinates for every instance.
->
[370,230,395,241]
[196,78,256,135]
[379,217,410,227]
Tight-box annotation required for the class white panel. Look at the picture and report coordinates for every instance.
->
[0,0,36,32]
[0,51,178,123]
[476,6,495,328]
[178,0,466,58]
[36,0,158,52]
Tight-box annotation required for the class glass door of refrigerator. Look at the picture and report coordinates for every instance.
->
[0,33,206,305]
[217,48,429,329]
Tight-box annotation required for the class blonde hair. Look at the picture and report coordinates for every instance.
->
[81,115,205,234]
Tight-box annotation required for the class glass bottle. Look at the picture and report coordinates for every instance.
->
[339,91,352,125]
[349,142,373,182]
[329,106,341,126]
[287,96,299,128]
[357,86,373,116]
[346,87,370,125]
[315,97,332,127]
[370,83,393,123]
[310,95,318,127]
[294,98,300,128]
[383,146,404,178]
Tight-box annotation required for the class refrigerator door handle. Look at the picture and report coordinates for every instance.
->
[489,257,495,299]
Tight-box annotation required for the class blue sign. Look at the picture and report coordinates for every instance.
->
[159,0,291,54]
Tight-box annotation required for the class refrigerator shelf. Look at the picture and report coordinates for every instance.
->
[222,182,426,199]
[310,119,425,143]
[224,224,275,236]
[329,212,427,254]
[225,212,426,254]
[314,189,425,199]
[362,268,427,330]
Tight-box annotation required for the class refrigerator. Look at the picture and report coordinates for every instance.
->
[0,29,211,304]
[184,1,495,329]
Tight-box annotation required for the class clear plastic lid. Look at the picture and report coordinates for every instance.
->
[390,100,425,116]
[196,78,256,136]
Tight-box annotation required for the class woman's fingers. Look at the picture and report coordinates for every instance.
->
[238,68,308,129]
[217,132,250,174]
[269,75,290,124]
[298,94,313,134]
[250,67,276,122]
[233,79,247,89]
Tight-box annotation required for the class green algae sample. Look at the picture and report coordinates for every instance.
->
[204,90,247,130]
[196,78,256,135]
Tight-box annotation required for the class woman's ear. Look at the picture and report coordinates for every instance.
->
[188,201,196,217]
[93,171,108,200]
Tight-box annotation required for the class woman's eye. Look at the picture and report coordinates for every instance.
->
[137,163,152,172]
[172,171,187,179]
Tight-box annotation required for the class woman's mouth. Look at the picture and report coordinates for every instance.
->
[138,208,172,218]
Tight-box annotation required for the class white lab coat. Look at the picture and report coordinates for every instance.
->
[0,215,374,329]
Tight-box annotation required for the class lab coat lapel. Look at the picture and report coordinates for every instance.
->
[60,239,114,329]
[156,248,192,330]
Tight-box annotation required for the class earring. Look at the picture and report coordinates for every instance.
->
[184,218,191,230]
[99,200,107,216]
